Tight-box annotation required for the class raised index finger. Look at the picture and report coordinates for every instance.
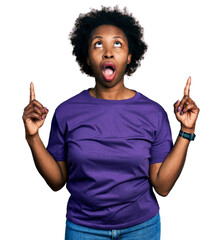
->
[184,76,191,96]
[30,82,36,103]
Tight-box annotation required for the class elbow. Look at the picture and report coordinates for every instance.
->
[155,187,170,197]
[49,181,66,192]
[51,186,62,192]
[158,191,169,197]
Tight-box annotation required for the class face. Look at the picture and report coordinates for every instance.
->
[87,25,132,87]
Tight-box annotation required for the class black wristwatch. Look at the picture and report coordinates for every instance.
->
[179,130,196,141]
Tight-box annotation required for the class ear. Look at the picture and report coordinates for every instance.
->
[127,54,132,65]
[87,57,90,66]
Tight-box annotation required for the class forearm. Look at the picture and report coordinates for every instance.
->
[155,127,194,196]
[152,76,199,196]
[26,133,64,191]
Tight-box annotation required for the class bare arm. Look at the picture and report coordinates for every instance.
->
[26,133,68,191]
[150,128,191,196]
[23,82,67,191]
[150,77,200,196]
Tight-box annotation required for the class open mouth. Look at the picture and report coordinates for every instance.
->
[102,62,116,81]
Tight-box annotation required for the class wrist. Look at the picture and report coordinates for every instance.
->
[180,126,195,134]
[26,132,40,142]
[179,129,196,141]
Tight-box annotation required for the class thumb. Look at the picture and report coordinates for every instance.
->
[173,99,180,115]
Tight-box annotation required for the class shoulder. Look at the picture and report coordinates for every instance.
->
[54,89,87,115]
[138,91,168,116]
[50,89,87,130]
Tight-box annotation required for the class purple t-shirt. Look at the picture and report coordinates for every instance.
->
[46,88,173,230]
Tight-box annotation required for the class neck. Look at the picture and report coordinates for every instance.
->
[92,82,128,100]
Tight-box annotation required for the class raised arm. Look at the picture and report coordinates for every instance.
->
[22,82,68,191]
[150,76,200,196]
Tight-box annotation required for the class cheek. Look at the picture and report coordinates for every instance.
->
[91,50,102,62]
[115,48,130,60]
[117,53,131,67]
[87,56,102,76]
[88,53,99,67]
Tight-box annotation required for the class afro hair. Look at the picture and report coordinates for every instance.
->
[69,6,148,77]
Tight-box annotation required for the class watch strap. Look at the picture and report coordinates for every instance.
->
[179,130,196,141]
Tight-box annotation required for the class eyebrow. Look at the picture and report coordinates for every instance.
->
[92,36,125,41]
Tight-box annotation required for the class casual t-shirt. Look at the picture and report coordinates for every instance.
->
[46,88,173,230]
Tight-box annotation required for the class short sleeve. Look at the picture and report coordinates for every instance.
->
[46,111,67,161]
[150,109,173,164]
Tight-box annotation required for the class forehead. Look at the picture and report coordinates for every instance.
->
[90,25,127,40]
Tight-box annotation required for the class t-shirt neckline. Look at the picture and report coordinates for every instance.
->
[85,88,139,104]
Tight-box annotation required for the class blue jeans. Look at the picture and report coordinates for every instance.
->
[65,213,161,240]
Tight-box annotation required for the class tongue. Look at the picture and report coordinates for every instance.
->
[104,68,114,76]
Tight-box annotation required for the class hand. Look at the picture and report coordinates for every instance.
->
[22,82,49,138]
[174,76,200,133]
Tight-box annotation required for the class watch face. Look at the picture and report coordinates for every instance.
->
[179,131,195,140]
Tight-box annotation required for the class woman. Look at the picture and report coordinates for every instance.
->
[22,6,199,240]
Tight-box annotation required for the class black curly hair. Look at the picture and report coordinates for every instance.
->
[69,6,148,77]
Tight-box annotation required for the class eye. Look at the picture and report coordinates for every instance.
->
[114,41,122,47]
[94,41,102,48]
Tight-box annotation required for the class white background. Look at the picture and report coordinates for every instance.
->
[1,0,221,239]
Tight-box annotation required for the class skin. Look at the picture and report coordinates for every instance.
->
[22,84,67,191]
[87,25,133,100]
[149,76,200,196]
[22,25,200,196]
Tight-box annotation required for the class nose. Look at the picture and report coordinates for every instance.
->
[103,48,114,59]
